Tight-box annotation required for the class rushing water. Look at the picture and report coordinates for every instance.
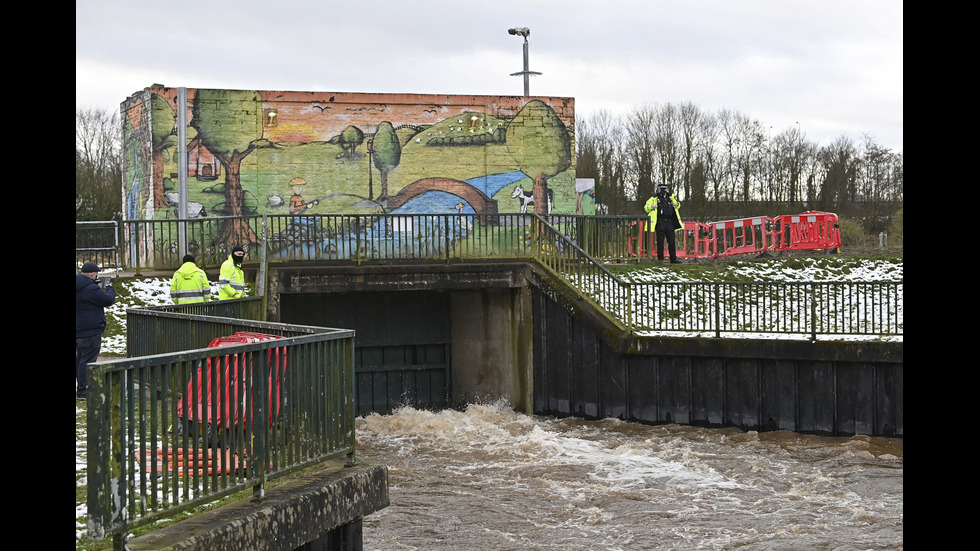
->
[355,401,903,551]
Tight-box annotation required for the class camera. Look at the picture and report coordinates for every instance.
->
[99,276,112,290]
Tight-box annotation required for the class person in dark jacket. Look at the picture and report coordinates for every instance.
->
[76,261,116,400]
[643,183,684,264]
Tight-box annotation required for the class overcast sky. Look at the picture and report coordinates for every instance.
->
[76,0,903,152]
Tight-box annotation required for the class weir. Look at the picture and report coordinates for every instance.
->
[267,260,903,438]
[89,216,900,549]
[90,255,900,550]
[97,258,900,550]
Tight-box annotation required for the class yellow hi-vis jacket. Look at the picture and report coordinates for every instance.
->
[218,255,246,300]
[170,262,210,304]
[644,192,683,232]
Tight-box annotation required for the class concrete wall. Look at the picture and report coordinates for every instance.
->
[528,268,903,437]
[126,459,388,551]
[450,287,534,412]
[268,262,902,437]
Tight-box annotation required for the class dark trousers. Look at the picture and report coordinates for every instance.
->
[76,335,102,394]
[656,227,678,261]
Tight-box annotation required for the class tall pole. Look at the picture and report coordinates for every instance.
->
[509,27,541,97]
[177,87,189,258]
[522,38,530,97]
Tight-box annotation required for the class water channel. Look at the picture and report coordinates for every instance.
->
[355,400,903,550]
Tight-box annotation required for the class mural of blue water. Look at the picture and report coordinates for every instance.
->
[271,172,530,260]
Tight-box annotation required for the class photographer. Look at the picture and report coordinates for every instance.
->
[75,261,116,400]
[643,184,684,264]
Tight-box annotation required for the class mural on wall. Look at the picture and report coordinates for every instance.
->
[122,87,576,261]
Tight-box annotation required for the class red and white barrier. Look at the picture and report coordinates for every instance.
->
[627,210,841,260]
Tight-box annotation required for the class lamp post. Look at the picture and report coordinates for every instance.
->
[508,27,541,96]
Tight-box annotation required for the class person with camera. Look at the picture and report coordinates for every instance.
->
[76,261,116,400]
[644,183,684,264]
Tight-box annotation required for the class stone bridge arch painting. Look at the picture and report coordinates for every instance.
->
[121,87,577,261]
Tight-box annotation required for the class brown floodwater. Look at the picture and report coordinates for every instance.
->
[355,401,902,550]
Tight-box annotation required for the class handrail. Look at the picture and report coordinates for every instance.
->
[78,214,902,338]
[76,220,120,270]
[526,214,901,339]
[85,319,355,542]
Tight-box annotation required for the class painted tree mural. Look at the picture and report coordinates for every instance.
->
[372,121,401,202]
[190,89,271,244]
[506,100,572,215]
[337,125,365,158]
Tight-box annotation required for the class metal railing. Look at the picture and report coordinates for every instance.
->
[524,217,902,339]
[126,298,267,357]
[76,220,120,270]
[624,280,903,339]
[85,315,355,542]
[82,214,663,270]
[77,214,902,338]
[119,215,265,272]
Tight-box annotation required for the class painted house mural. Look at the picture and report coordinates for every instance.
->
[121,87,576,263]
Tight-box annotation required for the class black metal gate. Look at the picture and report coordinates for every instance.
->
[281,290,452,415]
[355,343,450,415]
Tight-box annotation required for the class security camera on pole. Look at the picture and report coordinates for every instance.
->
[508,27,541,96]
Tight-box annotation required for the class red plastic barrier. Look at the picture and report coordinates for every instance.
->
[679,222,714,258]
[773,211,841,251]
[710,217,777,258]
[139,447,242,477]
[627,210,840,259]
[626,220,705,259]
[177,332,287,431]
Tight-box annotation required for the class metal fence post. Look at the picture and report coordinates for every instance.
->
[258,215,268,298]
[713,283,721,338]
[252,349,268,502]
[810,283,818,341]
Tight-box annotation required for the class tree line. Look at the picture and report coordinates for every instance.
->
[575,102,903,233]
[76,107,122,221]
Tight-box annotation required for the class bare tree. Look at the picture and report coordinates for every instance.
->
[817,136,859,213]
[652,103,680,194]
[76,107,122,221]
[697,113,723,216]
[624,104,658,211]
[787,124,815,207]
[678,102,703,204]
[856,134,903,233]
[577,110,629,214]
[583,100,900,223]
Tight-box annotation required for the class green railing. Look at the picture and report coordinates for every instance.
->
[125,298,267,357]
[109,214,643,270]
[623,280,903,338]
[76,220,120,270]
[85,315,356,543]
[79,214,902,338]
[119,215,265,271]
